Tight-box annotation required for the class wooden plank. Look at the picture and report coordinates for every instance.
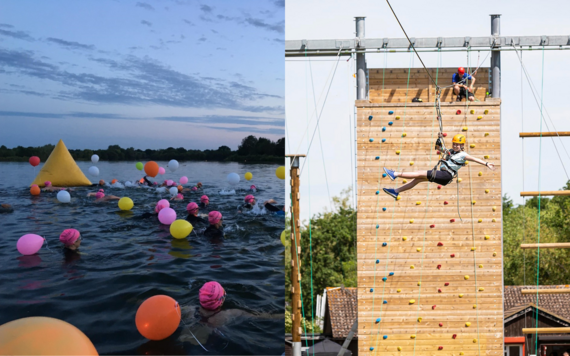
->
[520,289,570,294]
[520,243,570,249]
[522,328,570,334]
[520,191,570,196]
[520,131,570,137]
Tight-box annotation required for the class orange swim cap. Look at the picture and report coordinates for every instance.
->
[111,179,118,184]
[177,185,183,192]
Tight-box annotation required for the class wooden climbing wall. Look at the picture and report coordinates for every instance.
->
[369,67,489,103]
[356,76,503,356]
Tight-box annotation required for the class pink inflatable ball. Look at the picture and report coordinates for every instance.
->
[166,180,174,187]
[158,207,177,225]
[179,176,188,185]
[157,199,170,208]
[17,234,45,255]
[191,186,197,191]
[158,167,166,175]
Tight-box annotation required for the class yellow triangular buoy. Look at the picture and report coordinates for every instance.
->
[30,140,92,187]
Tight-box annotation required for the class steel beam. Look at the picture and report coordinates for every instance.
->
[355,17,367,100]
[490,15,501,98]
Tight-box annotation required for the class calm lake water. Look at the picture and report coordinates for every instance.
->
[0,161,285,355]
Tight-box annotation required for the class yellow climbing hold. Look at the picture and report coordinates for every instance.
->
[472,200,476,205]
[396,196,401,201]
[458,178,463,183]
[473,339,478,343]
[402,179,407,183]
[471,247,476,251]
[410,335,416,339]
[493,252,497,257]
[478,219,482,223]
[484,235,490,240]
[416,201,421,205]
[479,264,483,268]
[416,248,422,252]
[409,299,415,304]
[484,132,489,136]
[485,189,490,193]
[460,353,464,355]
[470,144,476,148]
[479,287,485,291]
[396,116,400,120]
[398,346,402,351]
[473,304,477,309]
[477,116,483,120]
[484,109,489,114]
[470,109,475,114]
[417,317,422,322]
[397,289,401,293]
[465,161,469,165]
[492,218,497,222]
[402,133,407,137]
[459,294,464,298]
[402,236,407,241]
[464,275,470,280]
[492,206,497,212]
[410,265,415,269]
[409,219,414,224]
[462,127,468,131]
[396,150,401,155]
[465,322,471,327]
[409,161,414,166]
[484,155,489,159]
[417,282,421,286]
[478,172,483,176]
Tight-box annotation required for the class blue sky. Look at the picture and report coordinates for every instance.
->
[0,0,284,150]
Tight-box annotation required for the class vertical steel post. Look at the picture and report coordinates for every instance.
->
[355,17,367,100]
[289,155,303,356]
[491,14,501,98]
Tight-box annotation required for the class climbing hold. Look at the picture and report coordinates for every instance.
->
[438,288,442,293]
[452,334,457,339]
[398,346,402,351]
[464,275,469,280]
[432,305,436,310]
[479,287,485,291]
[442,133,447,137]
[410,335,416,339]
[396,196,401,201]
[450,254,455,258]
[402,133,407,137]
[396,150,401,155]
[472,200,476,205]
[410,265,415,269]
[376,190,380,194]
[382,277,387,282]
[383,300,387,304]
[417,317,422,322]
[395,115,401,120]
[383,335,388,340]
[389,272,394,276]
[409,299,415,304]
[484,110,489,114]
[397,289,401,293]
[382,138,386,143]
[437,264,441,269]
[402,236,407,241]
[376,259,380,264]
[485,189,490,194]
[462,127,468,131]
[368,115,373,121]
[388,111,394,115]
[478,171,482,176]
[473,305,477,309]
[437,242,444,246]
[402,179,407,183]
[492,206,496,212]
[477,116,483,120]
[376,224,379,229]
[369,138,374,142]
[439,323,443,327]
[478,219,482,223]
[478,264,483,268]
[456,110,461,115]
[382,127,386,132]
[484,235,490,240]
[470,144,476,148]
[465,161,469,165]
[459,294,464,298]
[416,248,421,252]
[418,282,421,286]
[450,218,455,223]
[484,155,490,159]
[437,150,441,155]
[382,173,387,178]
[430,224,435,228]
[416,201,421,205]
[383,207,387,211]
[388,121,393,126]
[473,339,477,343]
[460,353,464,356]
[375,156,380,160]
[444,282,449,286]
[438,346,443,350]
[470,109,475,114]
[493,252,497,257]
[409,219,414,224]
[492,218,497,222]
[458,178,462,182]
[370,288,374,292]
[465,322,471,327]
[437,185,442,189]
[376,318,381,323]
[471,247,476,251]
[370,347,374,351]
[382,242,388,247]
[484,132,489,136]
[409,161,414,166]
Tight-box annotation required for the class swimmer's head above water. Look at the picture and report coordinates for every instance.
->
[99,180,105,185]
[197,182,203,188]
[44,181,52,187]
[200,195,209,205]
[186,202,199,215]
[244,195,256,205]
[199,281,226,311]
[95,191,105,200]
[208,211,223,228]
[60,228,81,250]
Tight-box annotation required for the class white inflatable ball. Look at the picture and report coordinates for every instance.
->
[169,187,178,196]
[88,166,99,177]
[168,159,179,172]
[227,173,240,185]
[91,154,99,163]
[57,190,71,203]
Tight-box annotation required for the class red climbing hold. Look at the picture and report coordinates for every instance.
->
[437,264,442,270]
[437,242,443,246]
[450,254,455,258]
[438,288,442,293]
[437,150,441,155]
[444,282,449,286]
[450,218,455,223]
[452,334,457,339]
[430,224,435,228]
[437,185,442,189]
[456,110,461,115]
[439,323,443,327]
[444,201,449,205]
[438,346,443,350]
[432,305,437,310]
[443,133,447,137]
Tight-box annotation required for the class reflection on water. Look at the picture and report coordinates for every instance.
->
[0,161,284,355]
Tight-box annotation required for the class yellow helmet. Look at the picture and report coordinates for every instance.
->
[452,134,466,144]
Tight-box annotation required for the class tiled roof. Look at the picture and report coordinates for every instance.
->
[504,285,570,321]
[326,287,357,339]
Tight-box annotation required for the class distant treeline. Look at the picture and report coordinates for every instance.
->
[0,135,284,164]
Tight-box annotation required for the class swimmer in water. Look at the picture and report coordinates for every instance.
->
[171,193,184,201]
[59,229,81,251]
[196,182,203,189]
[42,181,68,192]
[238,195,256,213]
[199,195,209,209]
[262,199,283,212]
[186,202,208,226]
[87,189,120,202]
[204,211,224,238]
[91,179,105,187]
[138,176,153,187]
[139,200,168,219]
[250,184,257,192]
[0,204,14,213]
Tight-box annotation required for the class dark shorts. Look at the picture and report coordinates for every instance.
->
[458,87,474,99]
[427,169,454,185]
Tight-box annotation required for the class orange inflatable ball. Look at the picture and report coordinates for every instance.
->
[144,161,159,178]
[177,185,183,192]
[0,316,98,355]
[30,186,40,196]
[135,295,180,340]
[111,179,118,185]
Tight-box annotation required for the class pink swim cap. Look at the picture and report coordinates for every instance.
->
[44,181,52,187]
[244,194,255,203]
[95,192,105,199]
[60,229,80,246]
[153,182,158,185]
[200,195,209,203]
[250,185,256,189]
[191,186,197,191]
[155,201,168,213]
[98,189,104,193]
[186,202,199,212]
[208,211,222,225]
[176,193,183,199]
[199,281,225,311]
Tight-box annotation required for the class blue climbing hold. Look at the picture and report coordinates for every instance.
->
[388,111,394,115]
[382,173,387,178]
[388,121,393,125]
[375,156,380,160]
[370,288,374,292]
[382,277,387,282]
[382,138,386,142]
[376,224,379,229]
[376,318,381,323]
[383,335,388,340]
[376,259,380,264]
[383,300,388,304]
[370,347,374,351]
[389,272,394,276]
[382,127,386,132]
[382,207,387,211]
[382,242,387,247]
[369,138,374,142]
[376,190,380,194]
[368,115,373,121]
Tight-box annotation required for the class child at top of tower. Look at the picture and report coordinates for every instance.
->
[452,67,476,102]
[382,132,495,199]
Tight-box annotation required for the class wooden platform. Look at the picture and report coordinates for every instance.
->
[356,74,502,355]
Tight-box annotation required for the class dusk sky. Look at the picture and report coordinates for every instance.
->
[0,0,284,150]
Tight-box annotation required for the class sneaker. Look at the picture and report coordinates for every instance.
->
[383,167,396,181]
[383,188,399,199]
[456,95,462,102]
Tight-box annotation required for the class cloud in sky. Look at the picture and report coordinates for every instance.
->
[46,37,95,50]
[140,20,152,27]
[0,28,35,41]
[244,17,284,34]
[136,2,155,11]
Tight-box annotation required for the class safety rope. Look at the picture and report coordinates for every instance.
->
[534,44,546,356]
